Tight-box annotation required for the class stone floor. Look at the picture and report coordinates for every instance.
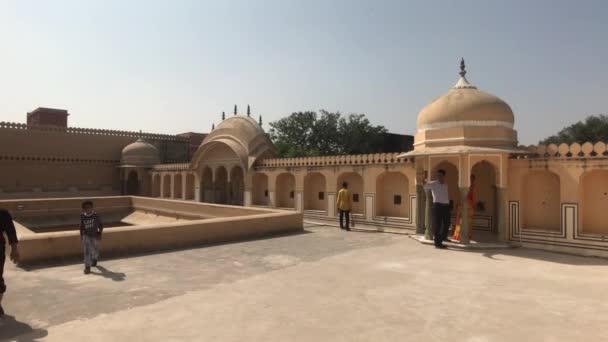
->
[2,223,608,341]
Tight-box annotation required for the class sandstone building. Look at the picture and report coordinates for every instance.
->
[2,62,608,257]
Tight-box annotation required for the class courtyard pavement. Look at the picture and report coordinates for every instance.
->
[2,223,608,341]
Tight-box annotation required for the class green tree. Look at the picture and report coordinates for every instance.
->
[268,110,387,157]
[540,114,608,144]
[339,113,387,154]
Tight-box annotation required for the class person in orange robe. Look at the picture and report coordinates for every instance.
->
[453,175,476,241]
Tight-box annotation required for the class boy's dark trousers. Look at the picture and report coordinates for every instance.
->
[339,210,350,229]
[432,203,451,246]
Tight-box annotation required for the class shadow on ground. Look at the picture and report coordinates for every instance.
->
[90,265,126,281]
[449,245,608,266]
[0,315,48,342]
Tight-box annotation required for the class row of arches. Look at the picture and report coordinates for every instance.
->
[521,169,608,234]
[150,172,196,200]
[252,171,411,218]
[200,165,244,205]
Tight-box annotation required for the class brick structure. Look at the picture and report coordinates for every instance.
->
[27,107,69,128]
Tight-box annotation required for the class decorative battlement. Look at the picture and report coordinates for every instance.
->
[517,142,608,159]
[151,163,191,171]
[256,152,410,168]
[0,121,188,142]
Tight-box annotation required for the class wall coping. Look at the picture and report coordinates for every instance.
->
[0,121,188,142]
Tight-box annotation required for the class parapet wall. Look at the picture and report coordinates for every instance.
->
[516,142,608,158]
[6,196,303,265]
[0,122,190,197]
[256,152,408,168]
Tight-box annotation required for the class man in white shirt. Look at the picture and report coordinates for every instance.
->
[423,169,451,249]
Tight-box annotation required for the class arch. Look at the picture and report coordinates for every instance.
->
[185,173,195,200]
[252,173,269,206]
[162,174,171,198]
[304,172,327,211]
[471,160,497,231]
[201,167,214,203]
[431,161,460,210]
[376,171,409,218]
[276,173,296,209]
[521,170,560,231]
[126,170,139,196]
[337,172,364,214]
[174,173,183,199]
[153,173,161,197]
[215,166,228,204]
[229,166,245,206]
[580,170,608,234]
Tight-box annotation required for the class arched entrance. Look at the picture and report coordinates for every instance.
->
[471,161,497,233]
[521,170,560,231]
[252,173,269,206]
[580,170,608,234]
[276,173,295,209]
[337,172,364,215]
[126,170,139,196]
[304,173,327,211]
[215,166,228,204]
[229,166,244,206]
[376,171,409,218]
[201,167,213,203]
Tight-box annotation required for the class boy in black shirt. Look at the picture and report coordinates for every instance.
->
[79,201,103,274]
[0,208,19,317]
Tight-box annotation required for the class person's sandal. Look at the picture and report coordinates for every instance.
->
[84,266,91,274]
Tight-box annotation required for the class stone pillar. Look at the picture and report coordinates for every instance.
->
[170,173,176,199]
[244,173,253,207]
[365,194,374,221]
[268,190,276,208]
[159,174,165,198]
[327,192,336,218]
[496,187,507,242]
[194,173,201,202]
[295,191,304,212]
[424,189,433,240]
[416,185,426,234]
[459,187,470,245]
[181,172,187,200]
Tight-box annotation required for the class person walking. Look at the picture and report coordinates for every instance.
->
[423,169,451,249]
[336,182,352,231]
[0,208,20,317]
[80,200,104,274]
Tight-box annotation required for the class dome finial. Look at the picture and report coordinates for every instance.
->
[212,123,215,130]
[459,58,466,77]
[247,104,251,117]
[221,111,225,120]
[234,105,237,116]
[258,115,263,126]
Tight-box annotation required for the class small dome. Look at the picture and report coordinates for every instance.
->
[121,138,160,166]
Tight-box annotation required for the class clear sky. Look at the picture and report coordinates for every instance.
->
[0,0,606,144]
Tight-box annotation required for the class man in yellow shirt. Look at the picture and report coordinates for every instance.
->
[336,182,352,230]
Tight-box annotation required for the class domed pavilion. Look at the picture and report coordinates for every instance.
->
[401,59,528,243]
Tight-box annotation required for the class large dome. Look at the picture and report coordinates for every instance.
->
[121,138,160,166]
[417,88,514,130]
[191,115,277,170]
[413,61,518,150]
